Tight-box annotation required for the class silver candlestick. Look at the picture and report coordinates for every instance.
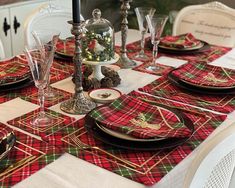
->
[118,0,137,69]
[60,21,96,114]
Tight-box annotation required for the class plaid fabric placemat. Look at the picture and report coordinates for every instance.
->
[46,92,226,185]
[159,33,201,49]
[138,75,235,114]
[171,62,235,88]
[90,94,191,139]
[21,87,72,108]
[7,109,76,140]
[0,123,62,187]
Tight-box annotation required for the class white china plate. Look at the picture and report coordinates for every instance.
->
[159,41,204,51]
[88,88,122,104]
[95,122,165,142]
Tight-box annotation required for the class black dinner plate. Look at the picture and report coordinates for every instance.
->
[168,70,235,95]
[54,53,73,62]
[0,132,16,161]
[0,77,34,93]
[84,104,194,151]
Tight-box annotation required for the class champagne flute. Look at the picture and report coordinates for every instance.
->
[24,43,55,127]
[31,29,60,99]
[145,14,168,71]
[134,7,156,60]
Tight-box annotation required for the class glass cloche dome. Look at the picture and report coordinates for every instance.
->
[81,9,115,62]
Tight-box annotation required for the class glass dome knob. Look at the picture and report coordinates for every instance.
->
[92,9,101,20]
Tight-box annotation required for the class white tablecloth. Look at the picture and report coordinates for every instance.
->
[2,30,234,188]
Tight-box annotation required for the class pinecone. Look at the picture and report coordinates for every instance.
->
[100,77,113,88]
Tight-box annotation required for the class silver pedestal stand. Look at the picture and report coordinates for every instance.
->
[60,21,96,114]
[118,0,137,69]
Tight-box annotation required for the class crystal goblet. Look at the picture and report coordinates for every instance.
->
[24,43,55,127]
[145,14,168,71]
[134,7,156,60]
[31,29,60,100]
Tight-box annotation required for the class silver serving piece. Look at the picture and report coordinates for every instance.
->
[60,21,96,114]
[118,0,137,69]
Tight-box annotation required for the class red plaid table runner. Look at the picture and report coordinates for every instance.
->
[0,123,62,187]
[46,91,226,185]
[117,39,231,76]
[138,75,235,114]
[0,56,30,85]
[90,94,191,139]
[171,62,235,88]
[159,33,201,49]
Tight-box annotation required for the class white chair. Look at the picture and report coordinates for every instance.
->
[184,123,235,188]
[172,1,235,47]
[24,3,83,47]
[0,39,5,59]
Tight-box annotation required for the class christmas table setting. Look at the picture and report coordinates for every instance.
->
[1,0,235,187]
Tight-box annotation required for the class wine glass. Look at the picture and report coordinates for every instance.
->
[24,43,55,127]
[134,7,156,60]
[31,29,60,99]
[145,14,168,71]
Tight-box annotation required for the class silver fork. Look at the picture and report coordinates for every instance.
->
[69,134,137,168]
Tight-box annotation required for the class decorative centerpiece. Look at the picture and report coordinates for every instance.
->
[81,9,120,88]
[82,9,115,62]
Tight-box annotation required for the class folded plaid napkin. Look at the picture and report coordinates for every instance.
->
[0,57,30,85]
[90,95,191,139]
[160,33,201,49]
[56,37,75,57]
[171,62,235,88]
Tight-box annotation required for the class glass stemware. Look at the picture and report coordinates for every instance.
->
[24,44,55,127]
[134,7,156,60]
[31,29,60,100]
[145,14,168,71]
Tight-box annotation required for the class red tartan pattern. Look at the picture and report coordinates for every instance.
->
[7,108,76,140]
[138,76,235,114]
[172,62,235,88]
[115,46,172,76]
[159,33,201,49]
[0,127,62,187]
[46,93,226,186]
[90,94,192,139]
[119,39,231,76]
[0,56,30,85]
[21,87,73,107]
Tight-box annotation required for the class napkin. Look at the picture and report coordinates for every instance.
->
[56,37,75,57]
[171,62,235,88]
[0,57,30,85]
[90,95,191,139]
[160,33,201,49]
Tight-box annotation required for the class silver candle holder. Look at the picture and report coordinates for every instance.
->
[118,0,137,69]
[60,21,96,114]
